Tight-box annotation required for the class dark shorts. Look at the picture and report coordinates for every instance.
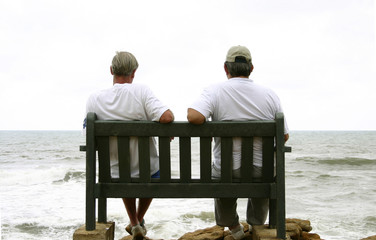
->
[151,170,160,179]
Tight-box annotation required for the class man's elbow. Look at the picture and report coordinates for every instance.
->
[187,115,205,125]
[187,108,205,125]
[159,110,174,123]
[284,134,289,142]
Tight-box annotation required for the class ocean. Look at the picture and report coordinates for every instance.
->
[0,130,375,240]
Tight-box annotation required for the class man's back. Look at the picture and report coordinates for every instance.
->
[190,77,286,169]
[86,83,170,178]
[204,78,283,122]
[86,83,167,122]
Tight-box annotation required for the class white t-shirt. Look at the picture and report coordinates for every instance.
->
[86,83,169,178]
[190,77,289,169]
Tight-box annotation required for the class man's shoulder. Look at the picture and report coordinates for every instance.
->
[88,86,113,98]
[249,80,278,95]
[110,83,152,94]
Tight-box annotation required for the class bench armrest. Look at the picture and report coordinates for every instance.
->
[284,146,292,152]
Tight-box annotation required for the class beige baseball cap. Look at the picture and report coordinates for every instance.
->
[226,45,252,64]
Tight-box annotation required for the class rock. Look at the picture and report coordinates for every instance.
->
[178,225,224,240]
[73,222,115,240]
[119,236,161,240]
[223,232,252,240]
[286,223,302,240]
[118,219,320,240]
[361,236,376,240]
[286,219,312,232]
[301,232,321,240]
[179,222,252,240]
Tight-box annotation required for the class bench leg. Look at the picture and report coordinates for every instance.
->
[269,199,276,228]
[86,194,96,230]
[276,198,286,239]
[98,197,107,223]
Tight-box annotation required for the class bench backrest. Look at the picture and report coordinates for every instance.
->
[85,112,286,197]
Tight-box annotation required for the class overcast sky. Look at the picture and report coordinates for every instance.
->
[1,0,375,130]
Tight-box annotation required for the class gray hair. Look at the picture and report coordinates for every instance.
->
[225,61,253,77]
[111,51,139,76]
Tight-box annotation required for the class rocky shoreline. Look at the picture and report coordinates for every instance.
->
[118,218,376,240]
[75,219,376,240]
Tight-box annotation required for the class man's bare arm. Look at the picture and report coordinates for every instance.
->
[187,108,206,125]
[284,134,289,142]
[159,109,174,123]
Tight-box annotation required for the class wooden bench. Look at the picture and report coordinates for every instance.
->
[81,112,291,239]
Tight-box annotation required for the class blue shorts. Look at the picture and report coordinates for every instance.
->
[151,170,160,179]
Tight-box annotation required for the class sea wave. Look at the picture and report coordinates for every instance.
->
[317,157,376,166]
[294,156,376,166]
[53,171,85,183]
[181,211,215,222]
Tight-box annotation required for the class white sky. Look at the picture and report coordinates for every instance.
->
[0,0,375,130]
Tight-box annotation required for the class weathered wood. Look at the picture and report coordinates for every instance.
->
[275,112,286,239]
[262,136,274,183]
[138,137,150,183]
[179,137,191,183]
[94,121,276,137]
[200,137,212,183]
[83,112,289,239]
[94,182,275,198]
[97,136,110,224]
[85,112,96,231]
[221,137,233,183]
[117,137,131,183]
[159,137,171,183]
[241,137,253,182]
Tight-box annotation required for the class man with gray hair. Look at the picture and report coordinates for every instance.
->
[85,51,174,240]
[187,46,289,239]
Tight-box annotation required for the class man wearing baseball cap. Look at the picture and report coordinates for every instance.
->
[187,45,289,239]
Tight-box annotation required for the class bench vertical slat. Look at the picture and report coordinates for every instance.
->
[275,112,286,239]
[85,112,96,231]
[138,137,151,183]
[269,199,277,228]
[261,136,276,230]
[241,137,253,182]
[221,137,233,183]
[179,137,191,183]
[261,136,274,183]
[118,136,131,183]
[159,137,171,183]
[97,137,111,182]
[97,137,111,223]
[200,137,212,182]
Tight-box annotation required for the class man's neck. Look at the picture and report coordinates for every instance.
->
[113,76,133,85]
[228,75,249,79]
